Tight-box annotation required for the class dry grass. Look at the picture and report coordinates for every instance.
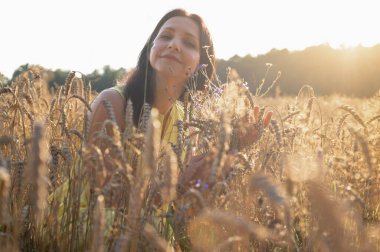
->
[0,65,379,251]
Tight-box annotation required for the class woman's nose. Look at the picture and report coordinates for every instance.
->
[168,39,181,52]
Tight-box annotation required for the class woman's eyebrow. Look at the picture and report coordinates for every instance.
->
[161,27,198,39]
[184,32,199,41]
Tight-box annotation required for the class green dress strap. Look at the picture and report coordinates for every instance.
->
[109,85,125,99]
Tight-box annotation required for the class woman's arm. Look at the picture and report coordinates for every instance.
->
[88,88,126,143]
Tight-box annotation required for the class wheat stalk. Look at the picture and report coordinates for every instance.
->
[123,99,134,141]
[143,223,173,252]
[90,195,106,252]
[127,108,160,251]
[208,113,231,185]
[27,122,49,226]
[63,71,76,97]
[366,114,380,124]
[339,105,368,132]
[0,167,10,225]
[270,119,282,148]
[347,126,373,176]
[65,94,92,112]
[336,113,350,138]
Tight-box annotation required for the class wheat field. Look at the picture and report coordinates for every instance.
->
[0,65,379,251]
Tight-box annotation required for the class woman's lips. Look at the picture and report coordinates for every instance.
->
[161,55,182,64]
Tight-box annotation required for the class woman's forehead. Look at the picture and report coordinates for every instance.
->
[159,17,200,39]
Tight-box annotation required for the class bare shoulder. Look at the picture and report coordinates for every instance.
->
[88,88,126,138]
[91,88,126,116]
[95,88,125,107]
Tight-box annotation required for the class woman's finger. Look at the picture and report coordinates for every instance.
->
[263,111,273,128]
[253,105,260,123]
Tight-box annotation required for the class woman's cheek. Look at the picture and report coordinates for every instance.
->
[190,54,200,73]
[149,42,161,64]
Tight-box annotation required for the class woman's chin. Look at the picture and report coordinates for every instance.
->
[157,66,183,78]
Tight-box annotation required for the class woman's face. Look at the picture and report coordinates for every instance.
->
[149,16,201,85]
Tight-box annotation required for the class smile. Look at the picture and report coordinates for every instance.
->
[161,55,182,64]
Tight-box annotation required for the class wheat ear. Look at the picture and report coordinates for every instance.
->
[339,105,368,132]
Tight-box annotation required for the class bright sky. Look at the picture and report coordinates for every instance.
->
[1,0,379,79]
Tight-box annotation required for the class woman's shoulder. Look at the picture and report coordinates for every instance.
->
[108,85,125,99]
[89,87,127,133]
[95,86,125,105]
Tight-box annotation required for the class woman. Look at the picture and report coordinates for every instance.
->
[88,8,272,195]
[88,9,212,187]
[89,9,214,135]
[47,9,272,250]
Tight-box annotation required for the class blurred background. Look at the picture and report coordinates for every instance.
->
[1,0,379,96]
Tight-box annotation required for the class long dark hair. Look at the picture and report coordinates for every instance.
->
[123,8,215,126]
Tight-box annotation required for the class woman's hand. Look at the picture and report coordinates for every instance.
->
[177,105,272,194]
[177,152,212,193]
[235,105,273,150]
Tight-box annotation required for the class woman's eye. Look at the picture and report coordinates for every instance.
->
[159,34,171,40]
[184,40,196,49]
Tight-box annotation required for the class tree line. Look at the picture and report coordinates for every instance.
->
[5,44,380,97]
[216,44,380,97]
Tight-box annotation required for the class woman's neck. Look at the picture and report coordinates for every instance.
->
[153,73,184,115]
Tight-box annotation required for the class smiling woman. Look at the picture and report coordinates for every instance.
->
[87,7,272,201]
[48,7,272,251]
[88,8,215,139]
[46,8,218,249]
[86,5,272,201]
[85,9,220,249]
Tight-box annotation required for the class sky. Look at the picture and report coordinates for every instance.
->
[1,0,380,79]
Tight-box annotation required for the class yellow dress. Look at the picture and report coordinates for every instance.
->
[111,85,183,147]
